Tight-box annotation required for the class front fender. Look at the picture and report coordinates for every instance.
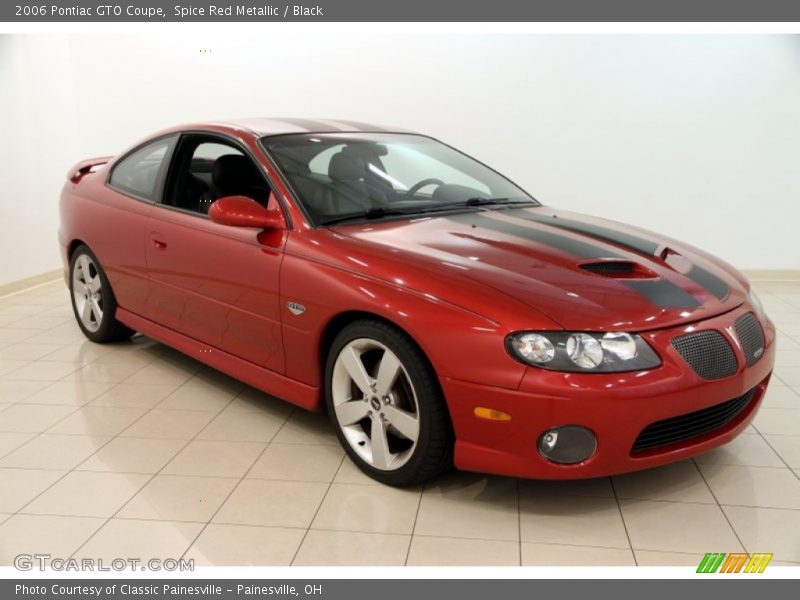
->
[279,252,528,394]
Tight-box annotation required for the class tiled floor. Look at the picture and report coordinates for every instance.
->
[0,279,799,567]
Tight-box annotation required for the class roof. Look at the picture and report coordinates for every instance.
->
[209,117,415,137]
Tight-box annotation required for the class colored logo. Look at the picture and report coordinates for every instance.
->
[697,552,773,573]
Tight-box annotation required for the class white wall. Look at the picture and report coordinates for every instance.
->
[1,33,799,286]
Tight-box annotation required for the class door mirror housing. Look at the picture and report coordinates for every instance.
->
[208,196,285,229]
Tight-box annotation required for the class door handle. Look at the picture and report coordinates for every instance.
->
[149,232,167,250]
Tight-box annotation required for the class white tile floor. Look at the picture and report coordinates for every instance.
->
[0,279,799,566]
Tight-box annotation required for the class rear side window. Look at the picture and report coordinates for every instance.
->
[109,138,173,200]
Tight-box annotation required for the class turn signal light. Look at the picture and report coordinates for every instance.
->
[474,407,511,422]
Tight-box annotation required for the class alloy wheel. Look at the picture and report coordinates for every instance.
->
[72,254,104,332]
[331,338,421,471]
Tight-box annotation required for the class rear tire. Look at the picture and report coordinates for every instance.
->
[69,244,135,343]
[325,319,453,486]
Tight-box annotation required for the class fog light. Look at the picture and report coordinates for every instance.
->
[538,426,597,464]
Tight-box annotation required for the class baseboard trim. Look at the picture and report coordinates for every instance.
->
[0,269,63,298]
[741,269,800,281]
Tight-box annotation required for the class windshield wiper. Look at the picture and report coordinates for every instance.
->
[463,197,537,206]
[319,206,421,226]
[318,198,537,226]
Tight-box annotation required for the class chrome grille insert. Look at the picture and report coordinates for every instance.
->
[671,330,737,380]
[735,312,766,367]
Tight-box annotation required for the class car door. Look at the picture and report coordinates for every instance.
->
[102,135,177,316]
[144,133,287,373]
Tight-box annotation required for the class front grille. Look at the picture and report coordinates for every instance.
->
[735,312,766,367]
[671,330,737,380]
[632,388,756,453]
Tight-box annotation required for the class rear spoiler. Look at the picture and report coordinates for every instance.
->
[67,156,113,183]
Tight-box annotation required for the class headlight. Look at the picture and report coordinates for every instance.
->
[506,330,661,372]
[748,289,765,319]
[512,333,555,364]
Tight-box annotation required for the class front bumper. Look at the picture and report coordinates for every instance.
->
[442,305,776,479]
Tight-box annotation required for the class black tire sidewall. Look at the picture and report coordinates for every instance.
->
[324,320,452,486]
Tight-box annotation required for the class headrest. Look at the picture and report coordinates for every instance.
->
[212,154,260,189]
[329,152,365,182]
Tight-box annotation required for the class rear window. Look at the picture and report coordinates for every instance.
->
[109,138,173,200]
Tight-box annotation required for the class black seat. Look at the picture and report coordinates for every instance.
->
[318,148,391,214]
[291,153,371,219]
[200,155,268,212]
[177,174,210,212]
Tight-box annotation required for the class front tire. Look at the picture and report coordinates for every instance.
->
[69,245,134,343]
[325,319,453,486]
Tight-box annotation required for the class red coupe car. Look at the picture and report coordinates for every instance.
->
[59,118,775,485]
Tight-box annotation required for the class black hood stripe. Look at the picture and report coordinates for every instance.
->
[447,212,623,260]
[448,211,704,310]
[685,265,730,301]
[512,211,660,255]
[625,280,702,309]
[513,210,730,302]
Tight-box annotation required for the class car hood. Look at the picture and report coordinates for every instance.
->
[331,206,749,331]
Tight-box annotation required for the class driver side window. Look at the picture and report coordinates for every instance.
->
[163,136,271,215]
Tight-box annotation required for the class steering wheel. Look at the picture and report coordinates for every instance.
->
[406,178,445,197]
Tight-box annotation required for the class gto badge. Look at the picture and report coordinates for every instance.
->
[287,301,306,316]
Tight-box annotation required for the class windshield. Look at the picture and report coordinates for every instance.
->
[261,133,537,225]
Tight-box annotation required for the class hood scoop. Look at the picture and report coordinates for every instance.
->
[579,260,658,280]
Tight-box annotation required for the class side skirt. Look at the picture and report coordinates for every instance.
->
[116,308,321,411]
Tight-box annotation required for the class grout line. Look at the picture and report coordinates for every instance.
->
[178,406,298,562]
[288,443,345,566]
[0,278,62,301]
[609,477,637,566]
[404,480,425,566]
[0,335,134,462]
[2,507,653,557]
[66,380,242,560]
[751,429,800,481]
[691,458,748,552]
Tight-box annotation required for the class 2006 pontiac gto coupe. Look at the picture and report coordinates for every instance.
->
[59,118,775,485]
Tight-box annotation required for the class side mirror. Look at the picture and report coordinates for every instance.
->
[208,196,284,229]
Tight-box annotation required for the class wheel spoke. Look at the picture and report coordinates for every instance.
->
[384,404,420,442]
[370,416,391,470]
[375,351,402,397]
[335,399,370,426]
[90,297,103,323]
[81,297,93,323]
[78,255,91,283]
[341,346,373,396]
[332,337,422,473]
[87,275,101,293]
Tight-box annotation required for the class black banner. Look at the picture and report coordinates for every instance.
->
[4,579,799,600]
[4,0,800,22]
